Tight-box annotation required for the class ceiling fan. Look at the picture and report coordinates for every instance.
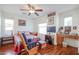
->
[20,4,43,16]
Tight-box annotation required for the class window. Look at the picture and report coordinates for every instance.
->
[5,19,14,30]
[64,17,72,26]
[38,23,47,34]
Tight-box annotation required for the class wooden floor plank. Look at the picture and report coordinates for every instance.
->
[0,44,78,55]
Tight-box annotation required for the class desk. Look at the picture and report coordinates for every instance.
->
[45,35,54,45]
[57,34,79,46]
[57,34,79,53]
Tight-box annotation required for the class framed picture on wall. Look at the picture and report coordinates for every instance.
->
[64,26,71,34]
[47,12,56,25]
[18,19,26,26]
[48,16,54,25]
[73,26,77,30]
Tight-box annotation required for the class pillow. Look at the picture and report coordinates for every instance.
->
[25,34,33,40]
[32,32,38,36]
[33,38,38,42]
[33,36,37,38]
[25,32,30,35]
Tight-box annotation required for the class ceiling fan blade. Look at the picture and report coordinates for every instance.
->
[27,4,32,8]
[27,4,34,10]
[31,6,35,10]
[28,13,31,16]
[35,12,39,16]
[35,9,43,11]
[20,9,29,11]
[27,4,35,10]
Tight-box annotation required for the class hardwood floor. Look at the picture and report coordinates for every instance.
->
[39,44,78,55]
[0,44,78,55]
[0,44,14,55]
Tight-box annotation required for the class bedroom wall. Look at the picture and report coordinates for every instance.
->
[33,8,79,34]
[59,8,79,34]
[1,11,34,37]
[33,13,59,45]
[33,13,59,33]
[33,15,48,32]
[59,8,79,50]
[0,10,1,37]
[33,7,79,47]
[34,7,79,51]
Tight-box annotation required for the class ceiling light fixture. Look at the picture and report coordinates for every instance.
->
[29,10,35,13]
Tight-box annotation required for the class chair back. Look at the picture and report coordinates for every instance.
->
[22,33,28,44]
[18,32,28,50]
[18,32,38,55]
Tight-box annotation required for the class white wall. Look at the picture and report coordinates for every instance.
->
[1,11,34,37]
[33,8,79,34]
[59,8,79,34]
[33,13,59,33]
[59,8,79,52]
[0,10,1,37]
[33,15,48,32]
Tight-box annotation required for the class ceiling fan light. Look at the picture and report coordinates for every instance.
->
[29,10,35,13]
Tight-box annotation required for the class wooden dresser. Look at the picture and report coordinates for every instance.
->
[56,34,79,46]
[57,34,64,45]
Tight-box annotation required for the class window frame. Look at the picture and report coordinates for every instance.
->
[64,16,72,26]
[38,23,47,34]
[5,19,14,31]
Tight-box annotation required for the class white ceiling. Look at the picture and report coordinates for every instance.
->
[0,4,79,19]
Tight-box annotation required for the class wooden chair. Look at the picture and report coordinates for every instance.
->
[18,32,39,55]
